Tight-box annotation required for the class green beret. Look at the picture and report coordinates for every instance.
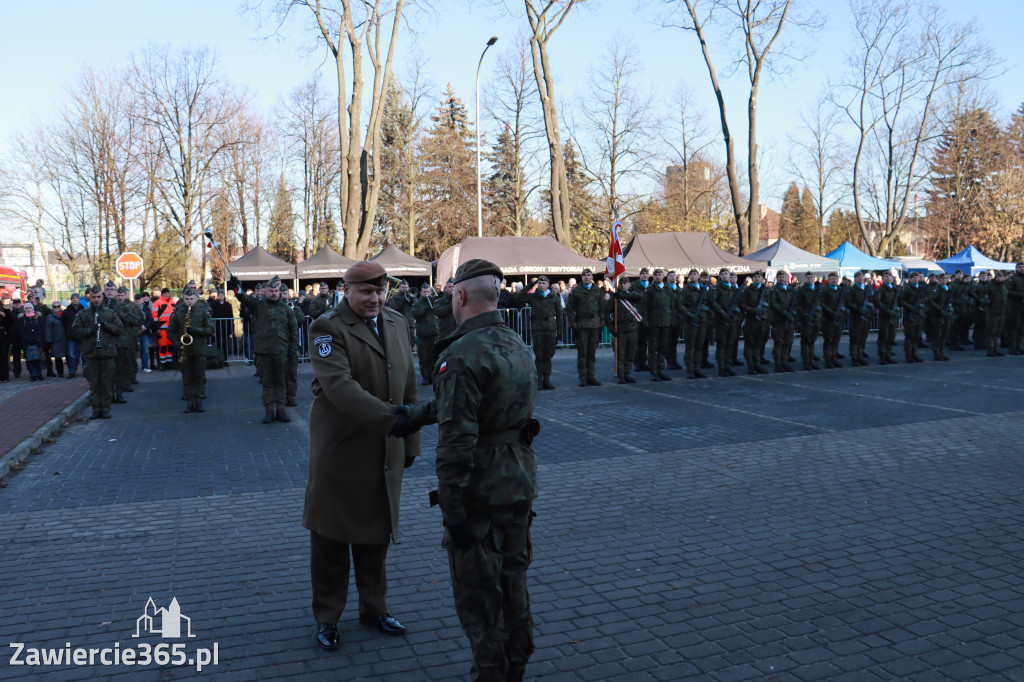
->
[453,259,503,284]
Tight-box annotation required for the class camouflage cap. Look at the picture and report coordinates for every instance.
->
[267,275,282,289]
[453,259,503,284]
[320,281,329,288]
[536,275,549,283]
[182,286,197,297]
[279,282,288,292]
[105,281,116,288]
[343,261,388,286]
[117,286,127,294]
[87,284,102,294]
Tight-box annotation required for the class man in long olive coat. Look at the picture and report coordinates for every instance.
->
[302,260,421,651]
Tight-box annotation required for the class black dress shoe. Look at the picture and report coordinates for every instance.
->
[316,623,340,650]
[624,375,637,383]
[360,613,406,635]
[286,398,298,407]
[578,379,588,387]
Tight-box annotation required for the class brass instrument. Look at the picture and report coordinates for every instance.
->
[180,304,194,351]
[95,310,103,348]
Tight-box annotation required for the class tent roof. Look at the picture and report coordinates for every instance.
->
[745,238,840,274]
[229,246,295,280]
[294,245,357,279]
[370,244,432,277]
[825,241,901,273]
[891,256,943,274]
[622,232,761,276]
[935,246,1016,275]
[435,237,602,284]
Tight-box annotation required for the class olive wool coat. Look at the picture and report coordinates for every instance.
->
[302,299,421,544]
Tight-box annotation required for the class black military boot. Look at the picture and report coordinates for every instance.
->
[89,408,102,420]
[114,392,127,404]
[100,410,112,419]
[275,405,291,422]
[624,374,637,383]
[286,397,298,407]
[542,375,556,390]
[194,399,205,413]
[657,371,672,381]
[124,384,134,393]
[263,406,276,423]
[183,400,196,414]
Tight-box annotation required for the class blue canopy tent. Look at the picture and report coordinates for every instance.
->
[825,241,901,276]
[935,246,1016,275]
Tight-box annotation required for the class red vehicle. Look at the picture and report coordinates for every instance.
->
[0,266,28,299]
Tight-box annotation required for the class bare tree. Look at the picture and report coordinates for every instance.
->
[266,0,410,259]
[224,103,276,252]
[786,97,847,254]
[524,0,588,246]
[572,35,654,226]
[658,0,813,254]
[131,44,243,282]
[656,81,718,230]
[832,0,994,256]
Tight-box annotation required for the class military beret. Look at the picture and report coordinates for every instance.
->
[453,259,503,284]
[344,261,388,286]
[582,268,593,275]
[618,276,631,285]
[536,275,549,283]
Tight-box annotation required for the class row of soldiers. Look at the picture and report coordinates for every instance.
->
[385,279,457,386]
[552,264,1024,385]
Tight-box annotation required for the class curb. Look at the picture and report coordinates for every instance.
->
[0,390,89,481]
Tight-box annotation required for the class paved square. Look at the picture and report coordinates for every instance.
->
[1,345,1023,680]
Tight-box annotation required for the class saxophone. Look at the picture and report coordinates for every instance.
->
[180,304,193,359]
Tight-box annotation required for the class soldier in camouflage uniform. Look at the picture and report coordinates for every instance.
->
[982,269,1010,357]
[283,286,305,406]
[565,268,609,387]
[106,284,140,402]
[413,283,440,385]
[949,270,970,351]
[819,273,847,369]
[515,275,564,390]
[768,271,797,373]
[898,272,929,363]
[230,274,299,423]
[404,259,539,682]
[435,279,457,340]
[167,286,215,413]
[679,269,710,379]
[875,271,900,364]
[844,271,873,366]
[925,272,954,361]
[1007,262,1024,355]
[665,271,684,370]
[643,268,675,382]
[386,280,416,346]
[607,276,643,383]
[633,268,651,372]
[739,271,770,374]
[710,268,742,377]
[795,272,823,370]
[306,282,331,320]
[71,285,123,419]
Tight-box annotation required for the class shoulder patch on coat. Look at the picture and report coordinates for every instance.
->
[314,335,332,357]
[438,361,447,374]
[321,309,337,319]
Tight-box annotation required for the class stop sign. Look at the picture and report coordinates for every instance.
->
[115,252,144,280]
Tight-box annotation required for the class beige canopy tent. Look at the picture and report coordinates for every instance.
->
[622,232,761,276]
[435,237,603,284]
[294,245,356,280]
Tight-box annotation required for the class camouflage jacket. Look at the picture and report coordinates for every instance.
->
[607,289,643,333]
[845,284,874,321]
[795,283,823,322]
[386,292,416,327]
[408,310,538,523]
[875,283,899,319]
[680,283,709,325]
[768,285,796,325]
[515,287,564,333]
[819,285,848,326]
[897,283,929,321]
[927,285,956,319]
[306,294,330,320]
[1008,272,1024,308]
[642,283,675,328]
[710,281,741,324]
[981,279,1008,315]
[167,302,215,346]
[565,283,606,329]
[738,283,770,323]
[434,293,457,339]
[236,293,298,355]
[412,294,440,337]
[70,304,123,359]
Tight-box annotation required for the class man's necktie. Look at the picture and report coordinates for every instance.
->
[365,317,380,342]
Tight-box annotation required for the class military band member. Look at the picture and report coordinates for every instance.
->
[768,271,796,372]
[515,275,564,390]
[795,272,823,370]
[565,268,609,386]
[386,280,416,345]
[413,282,439,385]
[680,269,710,379]
[739,271,770,374]
[608,276,643,383]
[898,272,928,363]
[435,279,457,340]
[876,271,899,364]
[643,268,674,382]
[71,285,123,419]
[108,284,140,402]
[819,273,846,369]
[230,274,299,423]
[167,286,214,413]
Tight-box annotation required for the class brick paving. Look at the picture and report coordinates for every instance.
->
[0,377,87,458]
[1,342,1024,680]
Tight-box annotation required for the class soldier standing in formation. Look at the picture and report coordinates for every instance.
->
[608,276,643,384]
[565,268,609,387]
[230,274,298,423]
[283,286,305,407]
[167,286,214,413]
[633,268,651,372]
[845,271,873,366]
[875,271,899,364]
[768,271,796,373]
[820,273,847,368]
[679,269,709,379]
[1009,262,1024,354]
[739,271,770,374]
[925,272,954,361]
[898,272,928,363]
[665,271,684,370]
[643,268,674,382]
[982,269,1009,357]
[795,272,823,370]
[413,282,439,385]
[405,259,539,682]
[710,268,742,377]
[515,275,564,390]
[71,285,123,420]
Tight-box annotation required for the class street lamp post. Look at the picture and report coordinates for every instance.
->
[476,36,498,239]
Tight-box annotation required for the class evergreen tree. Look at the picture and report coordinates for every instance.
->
[267,173,297,261]
[799,186,821,254]
[485,122,529,236]
[375,82,416,250]
[778,182,803,245]
[564,140,605,258]
[416,85,477,260]
[824,209,861,253]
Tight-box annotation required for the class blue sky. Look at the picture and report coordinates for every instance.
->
[2,0,1021,211]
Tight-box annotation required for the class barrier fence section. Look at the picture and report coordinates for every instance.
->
[208,307,890,365]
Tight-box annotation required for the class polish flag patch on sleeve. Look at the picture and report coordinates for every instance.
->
[438,361,448,374]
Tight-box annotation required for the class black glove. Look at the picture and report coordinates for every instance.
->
[389,405,420,438]
[444,521,476,549]
[228,276,241,294]
[186,326,195,335]
[609,330,618,337]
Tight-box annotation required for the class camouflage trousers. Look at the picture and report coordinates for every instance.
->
[179,352,206,401]
[287,352,298,401]
[417,334,437,380]
[573,328,600,381]
[445,506,534,682]
[115,346,134,390]
[531,330,557,380]
[84,357,115,411]
[256,353,287,407]
[613,330,637,379]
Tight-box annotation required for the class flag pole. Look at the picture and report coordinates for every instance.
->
[612,208,619,378]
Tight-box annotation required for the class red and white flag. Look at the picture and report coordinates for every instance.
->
[606,220,625,280]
